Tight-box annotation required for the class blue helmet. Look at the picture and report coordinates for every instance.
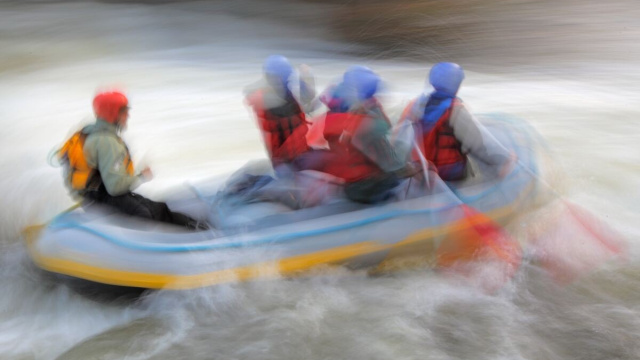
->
[343,65,380,101]
[429,62,465,96]
[263,55,293,85]
[342,65,373,80]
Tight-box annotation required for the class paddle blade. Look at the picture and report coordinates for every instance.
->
[528,200,627,284]
[436,205,522,293]
[306,114,329,149]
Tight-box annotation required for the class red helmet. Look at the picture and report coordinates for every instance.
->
[92,91,129,123]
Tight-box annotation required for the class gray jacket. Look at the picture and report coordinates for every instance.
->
[401,97,511,168]
[82,119,142,196]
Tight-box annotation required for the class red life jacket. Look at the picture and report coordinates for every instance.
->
[321,112,382,183]
[421,99,467,180]
[247,90,310,165]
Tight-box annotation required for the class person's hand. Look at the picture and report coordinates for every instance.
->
[395,162,422,178]
[338,130,352,144]
[139,166,154,182]
[498,151,518,178]
[298,64,314,79]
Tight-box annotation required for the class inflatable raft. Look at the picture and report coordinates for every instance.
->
[23,114,540,291]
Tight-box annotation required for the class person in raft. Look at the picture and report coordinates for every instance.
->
[245,54,327,178]
[399,62,514,181]
[320,66,418,203]
[57,90,208,230]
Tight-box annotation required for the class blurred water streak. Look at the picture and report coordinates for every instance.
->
[0,1,639,360]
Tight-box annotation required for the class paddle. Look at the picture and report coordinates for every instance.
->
[516,161,626,284]
[22,202,82,250]
[306,114,329,149]
[412,143,522,293]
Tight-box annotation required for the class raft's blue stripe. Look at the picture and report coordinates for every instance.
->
[50,201,465,252]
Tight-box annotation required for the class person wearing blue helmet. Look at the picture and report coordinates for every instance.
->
[319,65,378,113]
[400,62,513,181]
[321,66,417,203]
[245,55,322,177]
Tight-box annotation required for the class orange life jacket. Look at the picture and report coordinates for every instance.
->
[58,130,134,191]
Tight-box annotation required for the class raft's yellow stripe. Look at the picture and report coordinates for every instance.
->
[24,223,390,289]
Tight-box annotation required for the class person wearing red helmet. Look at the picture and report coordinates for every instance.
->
[58,90,206,230]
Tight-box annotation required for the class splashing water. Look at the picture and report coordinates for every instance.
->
[1,1,639,360]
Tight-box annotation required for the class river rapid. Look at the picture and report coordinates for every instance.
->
[1,1,639,359]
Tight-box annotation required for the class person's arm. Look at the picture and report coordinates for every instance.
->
[351,108,404,172]
[450,103,512,167]
[245,89,278,161]
[399,99,417,124]
[297,64,316,106]
[391,99,421,161]
[89,135,143,196]
[291,64,324,114]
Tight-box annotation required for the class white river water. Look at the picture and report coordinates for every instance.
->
[1,1,639,359]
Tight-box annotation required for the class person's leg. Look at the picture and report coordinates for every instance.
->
[83,184,152,218]
[128,193,174,222]
[128,193,209,229]
[84,184,207,229]
[292,149,334,172]
[274,163,296,179]
[344,173,399,204]
[439,162,467,182]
